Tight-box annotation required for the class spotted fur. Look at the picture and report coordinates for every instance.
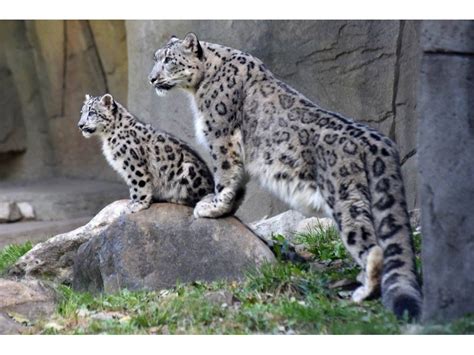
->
[78,94,214,213]
[148,33,422,320]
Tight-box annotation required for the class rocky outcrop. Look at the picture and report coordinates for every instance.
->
[9,200,131,283]
[10,200,275,291]
[73,203,275,293]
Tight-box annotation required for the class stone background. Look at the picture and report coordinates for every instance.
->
[0,20,127,182]
[418,21,474,322]
[0,20,421,222]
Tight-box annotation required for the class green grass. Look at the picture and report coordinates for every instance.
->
[293,221,347,261]
[0,241,33,275]
[41,261,399,335]
[2,227,473,335]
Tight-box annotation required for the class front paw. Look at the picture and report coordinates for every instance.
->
[126,201,149,214]
[193,195,226,218]
[199,193,215,204]
[351,285,370,303]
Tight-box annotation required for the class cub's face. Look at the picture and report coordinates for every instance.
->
[78,94,116,138]
[148,33,204,97]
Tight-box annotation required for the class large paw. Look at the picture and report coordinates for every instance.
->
[193,195,228,218]
[352,285,371,303]
[199,193,215,204]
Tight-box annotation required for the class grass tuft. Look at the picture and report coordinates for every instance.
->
[294,221,346,261]
[0,241,33,275]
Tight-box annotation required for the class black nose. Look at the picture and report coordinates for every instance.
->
[78,123,84,129]
[149,75,157,85]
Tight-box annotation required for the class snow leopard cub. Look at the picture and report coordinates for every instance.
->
[78,93,214,213]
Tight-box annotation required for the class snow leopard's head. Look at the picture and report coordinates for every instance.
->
[148,33,205,97]
[78,94,116,138]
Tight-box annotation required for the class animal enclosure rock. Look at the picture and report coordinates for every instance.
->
[9,200,131,283]
[249,210,335,244]
[0,202,22,223]
[72,203,275,294]
[0,278,56,334]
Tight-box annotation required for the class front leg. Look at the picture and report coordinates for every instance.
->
[194,132,245,218]
[126,171,153,213]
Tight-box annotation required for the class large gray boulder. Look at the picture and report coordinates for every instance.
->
[10,200,131,283]
[73,203,275,294]
[10,200,275,292]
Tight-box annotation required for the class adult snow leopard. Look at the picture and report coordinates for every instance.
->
[147,33,422,320]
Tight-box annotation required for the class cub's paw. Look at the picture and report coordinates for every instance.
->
[193,195,228,218]
[126,201,149,214]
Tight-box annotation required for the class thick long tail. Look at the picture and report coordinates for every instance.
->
[368,145,422,320]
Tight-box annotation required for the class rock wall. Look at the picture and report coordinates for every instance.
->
[126,20,421,221]
[418,21,474,323]
[0,21,54,180]
[0,20,127,182]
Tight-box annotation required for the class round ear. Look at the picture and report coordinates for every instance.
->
[100,94,114,107]
[167,35,178,44]
[182,32,203,59]
[85,94,91,101]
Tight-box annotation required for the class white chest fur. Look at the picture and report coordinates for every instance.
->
[102,141,127,180]
[188,95,207,147]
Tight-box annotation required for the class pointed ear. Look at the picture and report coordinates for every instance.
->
[182,32,203,59]
[100,94,114,107]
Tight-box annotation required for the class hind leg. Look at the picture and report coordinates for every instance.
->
[331,188,383,302]
[352,246,383,302]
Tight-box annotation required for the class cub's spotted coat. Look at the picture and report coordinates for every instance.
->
[148,33,422,320]
[78,94,214,213]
